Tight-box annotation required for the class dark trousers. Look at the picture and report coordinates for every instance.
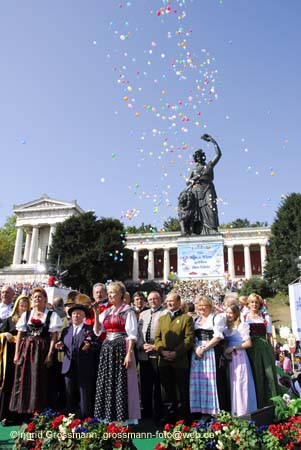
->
[64,360,95,419]
[159,365,190,421]
[139,358,163,419]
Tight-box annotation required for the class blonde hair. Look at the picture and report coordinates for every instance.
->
[11,294,30,323]
[108,281,126,299]
[195,295,214,313]
[247,293,264,308]
[238,296,248,306]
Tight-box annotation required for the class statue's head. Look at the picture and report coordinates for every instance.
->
[193,149,206,163]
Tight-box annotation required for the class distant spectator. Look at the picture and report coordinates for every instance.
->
[283,350,293,375]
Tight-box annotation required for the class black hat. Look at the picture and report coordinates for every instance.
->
[68,304,89,317]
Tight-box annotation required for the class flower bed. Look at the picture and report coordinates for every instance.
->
[13,409,137,450]
[12,396,301,450]
[155,406,301,450]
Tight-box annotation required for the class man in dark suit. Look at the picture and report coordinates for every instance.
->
[155,290,194,423]
[55,304,99,418]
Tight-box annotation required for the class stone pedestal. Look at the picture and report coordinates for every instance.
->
[177,234,224,280]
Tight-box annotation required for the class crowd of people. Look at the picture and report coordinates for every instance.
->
[0,281,295,429]
[173,279,225,305]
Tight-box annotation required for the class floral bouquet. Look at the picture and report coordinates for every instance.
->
[13,408,137,450]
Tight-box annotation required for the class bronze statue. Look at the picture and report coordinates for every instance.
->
[178,133,222,235]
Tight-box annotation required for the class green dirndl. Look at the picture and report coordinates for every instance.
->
[247,333,280,408]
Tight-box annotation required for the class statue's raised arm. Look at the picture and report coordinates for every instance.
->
[201,134,222,167]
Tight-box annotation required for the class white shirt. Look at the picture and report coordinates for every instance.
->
[16,309,63,333]
[0,302,13,320]
[194,312,225,339]
[72,322,84,335]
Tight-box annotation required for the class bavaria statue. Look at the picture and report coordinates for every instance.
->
[178,133,222,236]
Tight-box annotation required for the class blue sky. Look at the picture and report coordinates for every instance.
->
[0,0,300,228]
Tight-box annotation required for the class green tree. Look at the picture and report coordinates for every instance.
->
[163,217,180,232]
[0,215,17,268]
[265,193,301,292]
[48,212,129,292]
[220,218,268,229]
[125,223,157,234]
[239,278,272,298]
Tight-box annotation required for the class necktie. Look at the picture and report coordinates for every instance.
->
[145,312,153,344]
[72,326,79,352]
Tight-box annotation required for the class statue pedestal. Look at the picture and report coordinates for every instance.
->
[177,234,224,281]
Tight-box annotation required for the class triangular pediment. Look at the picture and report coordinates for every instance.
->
[14,195,84,213]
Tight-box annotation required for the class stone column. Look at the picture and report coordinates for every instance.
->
[13,227,23,265]
[47,225,56,257]
[29,226,39,264]
[260,243,267,274]
[23,229,32,263]
[227,245,235,279]
[163,248,170,281]
[132,250,139,281]
[147,249,155,280]
[243,244,252,279]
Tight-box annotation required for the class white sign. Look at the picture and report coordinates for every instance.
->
[178,241,224,279]
[288,281,301,340]
[45,286,71,304]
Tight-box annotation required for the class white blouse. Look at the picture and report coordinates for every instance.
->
[194,312,225,339]
[243,312,272,334]
[16,309,63,333]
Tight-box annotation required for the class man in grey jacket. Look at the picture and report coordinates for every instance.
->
[137,291,166,421]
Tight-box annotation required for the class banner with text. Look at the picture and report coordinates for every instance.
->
[288,281,301,340]
[178,241,224,279]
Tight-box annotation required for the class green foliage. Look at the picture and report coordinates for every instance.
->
[265,193,301,292]
[48,212,128,293]
[162,217,180,231]
[239,278,273,298]
[220,218,268,229]
[125,222,157,234]
[0,215,17,268]
[271,395,301,421]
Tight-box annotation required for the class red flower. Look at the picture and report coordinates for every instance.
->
[26,422,36,432]
[175,420,184,426]
[183,425,190,431]
[34,440,42,450]
[114,442,122,448]
[155,444,165,450]
[51,414,65,429]
[84,417,92,422]
[31,318,42,325]
[211,422,222,431]
[191,421,198,428]
[164,423,174,431]
[69,418,82,430]
[107,423,119,434]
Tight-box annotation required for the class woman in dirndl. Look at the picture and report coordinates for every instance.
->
[244,293,281,408]
[224,304,257,416]
[10,287,62,414]
[93,281,140,423]
[0,294,30,424]
[189,295,225,417]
